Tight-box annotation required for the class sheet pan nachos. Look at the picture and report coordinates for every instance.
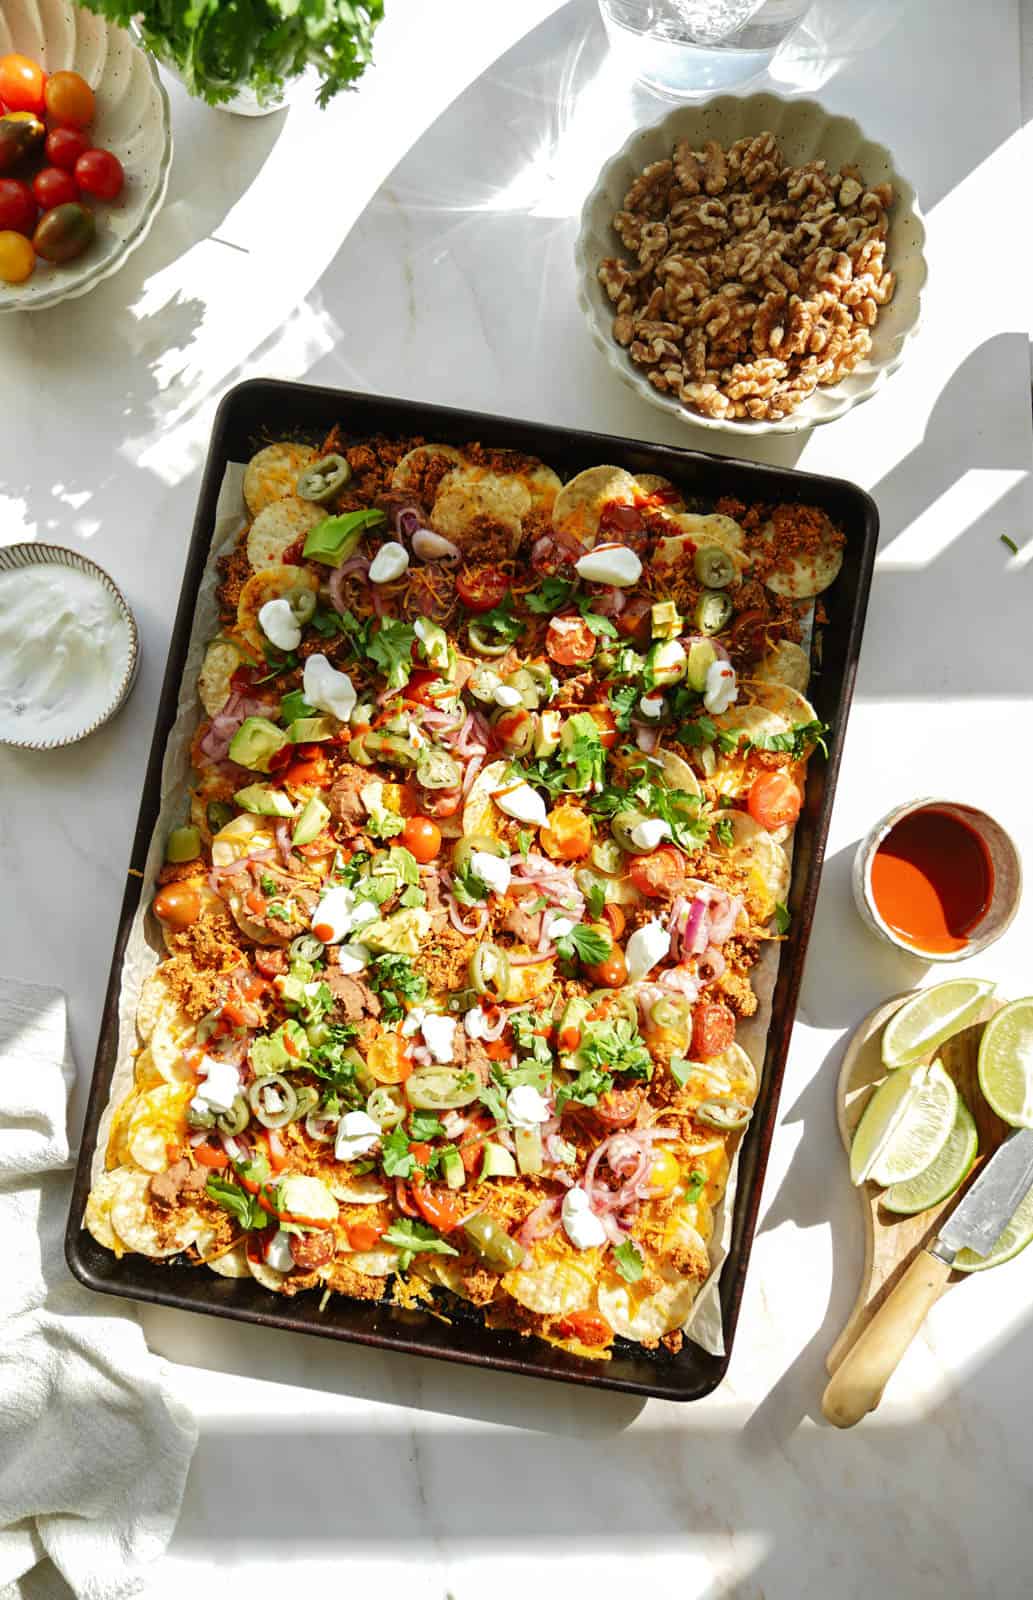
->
[86,431,842,1359]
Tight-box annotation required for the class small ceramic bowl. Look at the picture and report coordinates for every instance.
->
[852,798,1022,963]
[575,92,927,435]
[0,543,139,749]
[0,0,172,313]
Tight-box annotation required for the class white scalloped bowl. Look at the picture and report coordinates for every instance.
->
[575,93,927,435]
[0,0,172,313]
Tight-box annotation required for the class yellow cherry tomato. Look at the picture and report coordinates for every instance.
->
[648,1148,681,1196]
[0,229,34,284]
[540,803,593,861]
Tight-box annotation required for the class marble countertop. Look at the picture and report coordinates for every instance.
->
[2,0,1032,1593]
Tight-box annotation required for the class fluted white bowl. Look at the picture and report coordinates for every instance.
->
[0,0,172,312]
[575,93,927,435]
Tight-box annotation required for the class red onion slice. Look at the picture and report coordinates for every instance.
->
[517,1194,563,1246]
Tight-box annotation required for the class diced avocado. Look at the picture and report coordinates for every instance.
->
[534,708,563,757]
[361,907,433,956]
[229,716,288,773]
[234,783,296,818]
[560,710,599,752]
[278,973,308,1006]
[280,689,316,724]
[651,600,682,639]
[557,996,593,1069]
[250,1020,310,1076]
[515,1125,543,1176]
[302,508,386,566]
[287,716,337,744]
[645,639,687,689]
[441,1145,466,1190]
[686,638,718,693]
[278,1173,338,1224]
[292,795,331,847]
[415,617,451,672]
[480,1141,518,1178]
[166,825,201,863]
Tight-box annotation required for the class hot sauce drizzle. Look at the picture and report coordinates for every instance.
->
[871,808,993,954]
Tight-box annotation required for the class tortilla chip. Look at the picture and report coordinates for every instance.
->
[243,442,317,517]
[552,466,639,547]
[246,497,325,571]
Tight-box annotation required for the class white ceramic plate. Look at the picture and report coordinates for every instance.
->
[575,93,927,436]
[0,0,172,312]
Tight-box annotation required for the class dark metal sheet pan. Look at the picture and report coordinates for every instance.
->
[66,379,879,1400]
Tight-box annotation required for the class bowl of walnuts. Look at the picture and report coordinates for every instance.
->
[575,93,926,434]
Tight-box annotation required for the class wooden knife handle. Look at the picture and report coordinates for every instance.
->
[822,1250,951,1428]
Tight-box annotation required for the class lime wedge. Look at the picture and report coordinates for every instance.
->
[868,1061,957,1185]
[850,1063,927,1186]
[881,1096,978,1214]
[881,980,996,1070]
[977,997,1033,1128]
[954,1176,1033,1272]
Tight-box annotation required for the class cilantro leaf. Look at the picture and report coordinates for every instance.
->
[555,1064,613,1110]
[609,682,639,732]
[683,1168,706,1204]
[381,1126,415,1179]
[409,1112,445,1141]
[367,619,417,690]
[556,924,611,966]
[205,1176,267,1231]
[367,955,427,1024]
[576,595,618,639]
[746,719,829,760]
[612,1239,645,1284]
[714,816,734,848]
[585,880,606,922]
[473,595,524,644]
[307,1025,364,1104]
[557,711,607,794]
[678,716,717,749]
[774,901,791,934]
[580,1015,652,1079]
[478,1080,509,1125]
[526,576,574,613]
[381,1217,459,1272]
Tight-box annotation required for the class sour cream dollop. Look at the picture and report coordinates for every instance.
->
[0,565,132,743]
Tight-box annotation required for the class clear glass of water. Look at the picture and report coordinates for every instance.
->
[598,0,815,98]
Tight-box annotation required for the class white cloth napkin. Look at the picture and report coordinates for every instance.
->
[0,978,197,1600]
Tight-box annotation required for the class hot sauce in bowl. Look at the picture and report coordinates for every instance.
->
[854,799,1021,962]
[869,808,994,954]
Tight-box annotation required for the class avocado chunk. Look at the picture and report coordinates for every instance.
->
[251,1020,310,1075]
[557,995,593,1070]
[645,639,687,689]
[292,795,331,847]
[686,638,718,692]
[534,708,563,757]
[229,716,288,773]
[480,1141,518,1178]
[302,508,386,566]
[441,1145,466,1190]
[234,783,296,818]
[515,1125,543,1176]
[287,715,337,744]
[651,600,682,640]
[361,907,432,956]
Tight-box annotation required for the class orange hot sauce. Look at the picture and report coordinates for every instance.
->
[870,807,994,954]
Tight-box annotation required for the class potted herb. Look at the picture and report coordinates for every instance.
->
[81,0,385,114]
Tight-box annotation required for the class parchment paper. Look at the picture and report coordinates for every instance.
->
[91,459,800,1361]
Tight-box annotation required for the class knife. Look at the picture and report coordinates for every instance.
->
[823,1127,1033,1428]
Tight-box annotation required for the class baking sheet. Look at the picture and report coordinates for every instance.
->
[90,454,800,1362]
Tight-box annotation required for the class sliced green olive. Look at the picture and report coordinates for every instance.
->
[693,545,736,589]
[166,825,201,864]
[469,943,511,1000]
[367,1085,407,1129]
[463,1210,527,1272]
[185,1104,216,1130]
[296,453,352,503]
[695,590,733,636]
[468,621,511,656]
[363,731,418,768]
[697,1097,752,1132]
[216,1094,250,1136]
[288,586,317,625]
[248,1073,298,1129]
[611,810,653,854]
[504,668,542,711]
[416,744,462,790]
[405,1067,481,1111]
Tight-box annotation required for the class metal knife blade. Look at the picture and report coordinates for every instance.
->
[935,1127,1033,1260]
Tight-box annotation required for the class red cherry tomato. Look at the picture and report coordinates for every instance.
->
[402,667,445,706]
[690,1001,736,1061]
[555,1311,613,1347]
[401,814,441,863]
[32,166,78,210]
[0,178,36,236]
[0,55,46,115]
[747,769,802,831]
[422,787,462,819]
[546,614,596,666]
[585,703,618,749]
[594,1088,643,1127]
[44,70,95,128]
[45,125,90,171]
[628,845,686,899]
[456,565,508,613]
[74,147,123,201]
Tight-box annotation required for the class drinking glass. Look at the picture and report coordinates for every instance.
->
[598,0,815,97]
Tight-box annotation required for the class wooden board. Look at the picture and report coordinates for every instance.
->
[826,991,1008,1376]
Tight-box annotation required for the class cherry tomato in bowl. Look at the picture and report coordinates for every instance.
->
[44,70,95,129]
[0,54,46,115]
[45,126,90,172]
[75,147,123,202]
[456,565,508,613]
[0,179,36,236]
[32,167,78,210]
[32,201,95,263]
[0,229,35,284]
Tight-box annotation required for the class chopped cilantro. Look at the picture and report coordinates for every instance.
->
[555,1063,613,1110]
[774,901,791,934]
[380,1217,459,1273]
[205,1176,267,1231]
[747,719,829,760]
[612,1239,645,1284]
[683,1168,706,1204]
[367,955,428,1024]
[556,924,611,966]
[678,715,717,749]
[609,682,640,731]
[474,595,524,644]
[367,619,417,690]
[409,1112,445,1141]
[585,880,607,921]
[381,1126,415,1179]
[478,1080,509,1125]
[580,1015,652,1079]
[307,1025,364,1105]
[576,595,618,639]
[526,576,575,613]
[714,816,734,848]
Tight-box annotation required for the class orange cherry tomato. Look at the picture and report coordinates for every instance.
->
[747,770,802,831]
[546,614,596,665]
[690,1001,736,1061]
[285,756,329,789]
[347,1222,382,1251]
[555,1310,613,1347]
[0,54,46,114]
[411,1181,463,1233]
[402,814,441,863]
[594,1088,643,1127]
[600,903,626,941]
[585,703,618,749]
[44,70,95,128]
[152,881,202,930]
[367,1032,413,1084]
[193,1145,230,1170]
[628,845,686,900]
[540,803,593,861]
[586,948,628,988]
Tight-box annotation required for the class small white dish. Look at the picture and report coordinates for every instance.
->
[575,92,927,436]
[0,543,139,749]
[0,0,172,313]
